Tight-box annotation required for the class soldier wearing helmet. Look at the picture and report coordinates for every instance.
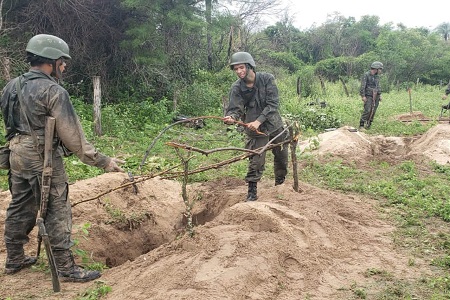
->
[359,61,383,129]
[1,34,124,281]
[224,52,289,202]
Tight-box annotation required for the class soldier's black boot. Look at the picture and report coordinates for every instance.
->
[246,182,258,201]
[359,120,364,130]
[4,243,37,274]
[275,176,285,186]
[54,250,101,282]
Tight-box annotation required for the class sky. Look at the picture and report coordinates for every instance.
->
[278,0,449,30]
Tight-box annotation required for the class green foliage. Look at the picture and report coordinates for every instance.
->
[283,104,341,132]
[176,69,231,116]
[263,51,304,73]
[293,65,322,98]
[315,56,357,81]
[77,281,112,300]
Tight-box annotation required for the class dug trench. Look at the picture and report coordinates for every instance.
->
[0,174,245,270]
[1,123,450,299]
[67,175,246,268]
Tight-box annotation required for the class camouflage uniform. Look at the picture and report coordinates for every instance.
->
[226,72,288,183]
[445,82,450,96]
[359,70,381,128]
[0,70,111,254]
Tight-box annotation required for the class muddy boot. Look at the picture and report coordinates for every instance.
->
[275,176,285,186]
[246,182,258,201]
[359,120,364,131]
[54,250,101,282]
[4,243,37,274]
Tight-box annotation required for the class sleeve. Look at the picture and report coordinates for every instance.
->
[256,74,279,124]
[225,83,244,121]
[47,86,111,169]
[359,73,367,97]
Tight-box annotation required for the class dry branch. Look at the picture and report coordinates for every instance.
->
[71,164,181,207]
[139,115,265,169]
[75,118,302,206]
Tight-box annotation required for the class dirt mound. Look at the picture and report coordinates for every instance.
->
[300,124,450,165]
[393,111,427,121]
[0,173,429,299]
[409,124,450,165]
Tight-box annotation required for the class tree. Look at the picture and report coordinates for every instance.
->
[435,22,450,42]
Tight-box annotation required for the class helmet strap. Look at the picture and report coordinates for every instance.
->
[243,64,254,83]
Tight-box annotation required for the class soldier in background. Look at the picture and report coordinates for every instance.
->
[1,34,124,282]
[359,61,383,130]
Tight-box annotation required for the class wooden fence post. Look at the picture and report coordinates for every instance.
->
[296,77,302,102]
[93,76,102,136]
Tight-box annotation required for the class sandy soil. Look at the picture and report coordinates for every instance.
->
[2,121,450,300]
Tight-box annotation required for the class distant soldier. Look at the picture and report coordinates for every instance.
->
[359,61,383,130]
[223,52,289,202]
[1,34,124,281]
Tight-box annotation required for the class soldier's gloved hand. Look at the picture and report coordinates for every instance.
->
[104,158,125,172]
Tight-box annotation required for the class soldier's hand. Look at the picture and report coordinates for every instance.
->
[443,95,448,100]
[223,116,235,125]
[104,158,125,172]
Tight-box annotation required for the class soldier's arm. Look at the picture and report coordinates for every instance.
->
[257,74,279,124]
[47,86,111,169]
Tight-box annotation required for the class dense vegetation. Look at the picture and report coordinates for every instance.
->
[2,2,450,298]
[1,0,450,109]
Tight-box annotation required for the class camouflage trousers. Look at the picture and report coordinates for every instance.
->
[244,127,289,183]
[360,96,380,127]
[4,134,73,251]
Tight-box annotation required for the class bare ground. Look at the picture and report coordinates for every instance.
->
[2,122,450,300]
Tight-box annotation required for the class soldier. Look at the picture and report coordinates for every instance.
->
[223,52,288,202]
[0,34,124,282]
[359,61,383,130]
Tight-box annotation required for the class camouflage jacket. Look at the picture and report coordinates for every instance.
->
[445,82,450,96]
[226,72,284,136]
[0,70,110,169]
[359,70,381,97]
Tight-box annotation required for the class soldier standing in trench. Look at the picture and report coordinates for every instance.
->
[223,52,289,202]
[359,61,383,130]
[0,34,124,282]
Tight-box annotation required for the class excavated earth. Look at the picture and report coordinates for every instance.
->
[1,123,450,299]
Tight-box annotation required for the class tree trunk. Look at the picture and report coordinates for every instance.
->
[319,76,326,95]
[205,0,212,70]
[296,77,302,102]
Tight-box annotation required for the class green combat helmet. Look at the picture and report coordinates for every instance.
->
[230,52,256,70]
[371,61,383,69]
[26,34,71,60]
